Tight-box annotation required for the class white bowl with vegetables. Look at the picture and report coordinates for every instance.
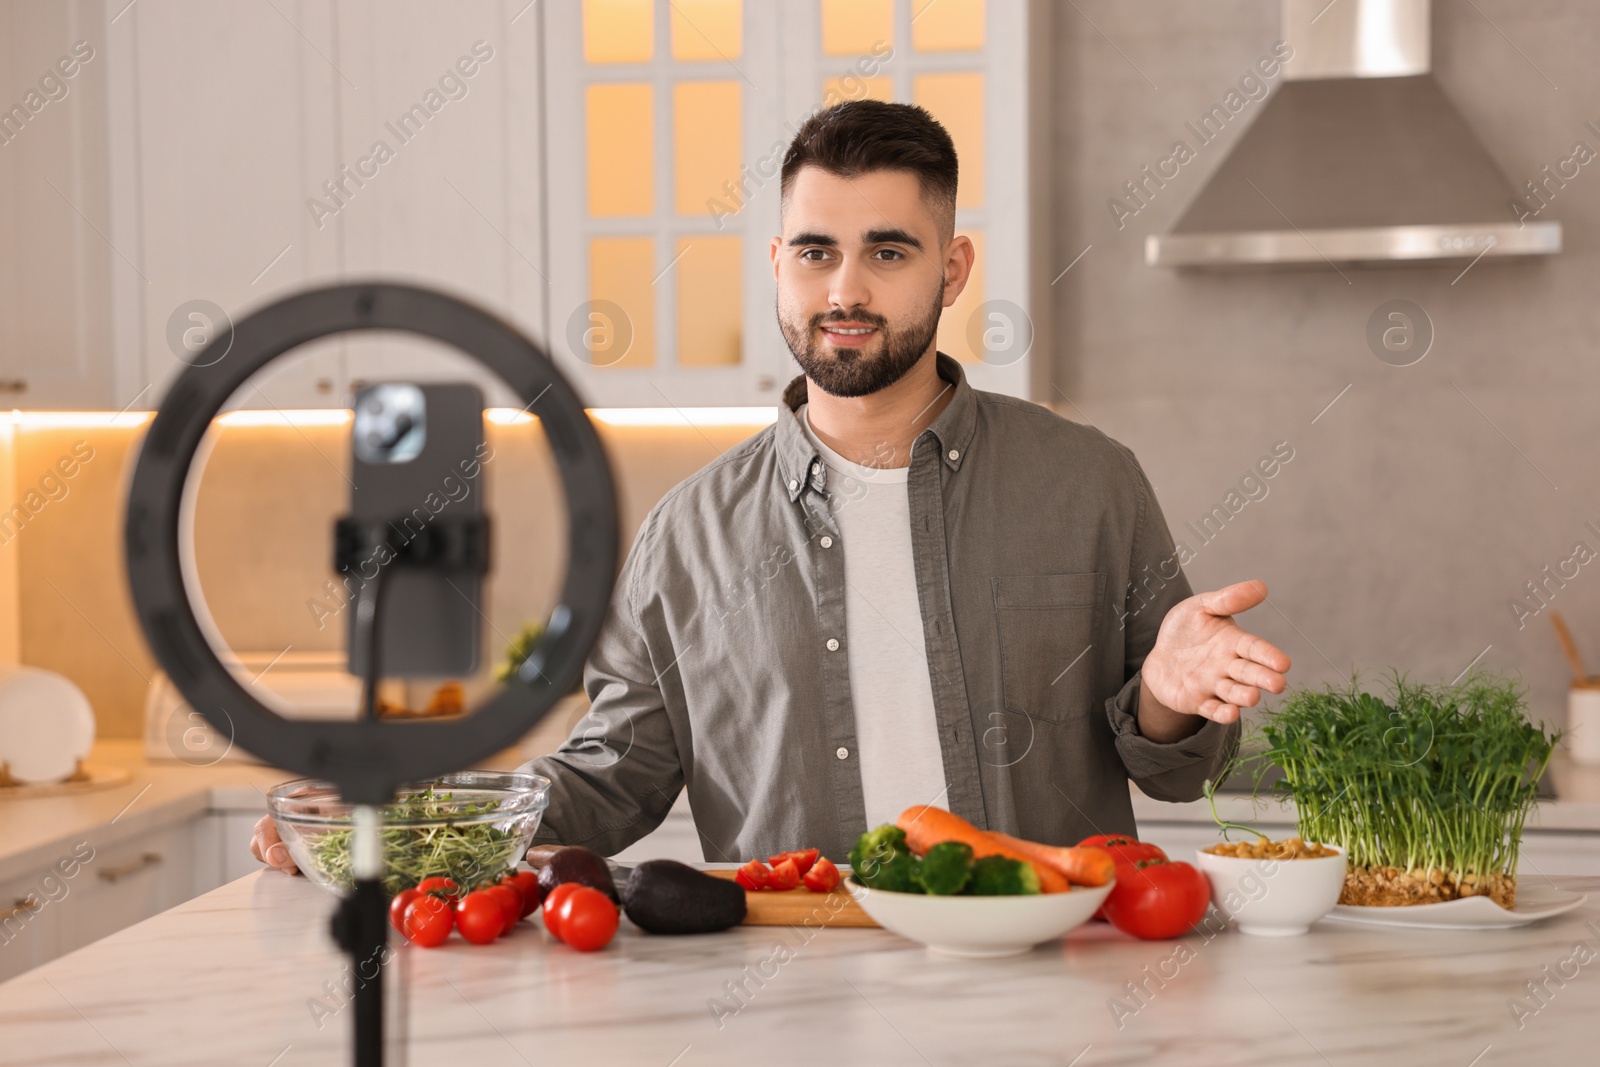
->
[846,821,1115,959]
[267,771,550,896]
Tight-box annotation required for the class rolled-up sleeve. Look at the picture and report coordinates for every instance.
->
[1104,454,1241,802]
[521,519,686,856]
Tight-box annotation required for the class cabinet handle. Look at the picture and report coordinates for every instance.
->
[1,897,41,921]
[97,852,163,884]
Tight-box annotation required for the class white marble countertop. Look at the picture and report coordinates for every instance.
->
[1,867,1598,1066]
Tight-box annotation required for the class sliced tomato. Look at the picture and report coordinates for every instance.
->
[766,848,820,876]
[802,856,841,893]
[734,859,770,891]
[766,857,800,891]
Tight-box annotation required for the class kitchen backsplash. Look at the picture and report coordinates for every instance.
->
[3,418,762,738]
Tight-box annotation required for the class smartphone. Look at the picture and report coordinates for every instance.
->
[346,382,487,679]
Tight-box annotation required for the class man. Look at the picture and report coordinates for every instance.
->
[253,100,1288,872]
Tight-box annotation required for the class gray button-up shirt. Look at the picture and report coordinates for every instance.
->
[527,353,1240,863]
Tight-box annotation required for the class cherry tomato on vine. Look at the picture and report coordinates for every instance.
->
[402,894,454,947]
[389,888,422,934]
[542,883,582,938]
[556,886,619,952]
[454,890,505,945]
[483,884,523,935]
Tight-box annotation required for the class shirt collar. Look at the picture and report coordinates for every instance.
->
[773,351,977,503]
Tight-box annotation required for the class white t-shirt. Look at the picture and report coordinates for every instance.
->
[799,405,949,828]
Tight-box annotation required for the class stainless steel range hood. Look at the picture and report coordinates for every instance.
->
[1146,0,1560,268]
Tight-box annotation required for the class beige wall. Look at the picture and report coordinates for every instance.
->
[12,419,759,738]
[1053,2,1600,730]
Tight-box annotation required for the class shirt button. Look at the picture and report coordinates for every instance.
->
[948,449,960,461]
[787,479,798,492]
[811,462,821,475]
[819,535,833,549]
[826,638,840,651]
[836,747,849,760]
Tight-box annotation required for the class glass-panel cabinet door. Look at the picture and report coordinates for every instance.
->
[545,0,787,408]
[546,0,1033,407]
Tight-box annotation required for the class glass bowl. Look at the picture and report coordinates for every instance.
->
[267,770,550,896]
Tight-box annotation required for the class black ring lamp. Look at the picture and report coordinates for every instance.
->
[124,282,619,1067]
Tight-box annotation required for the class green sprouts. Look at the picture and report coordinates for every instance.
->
[307,788,521,896]
[1241,673,1557,881]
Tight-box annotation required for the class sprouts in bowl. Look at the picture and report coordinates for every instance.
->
[267,771,550,896]
[1231,674,1556,909]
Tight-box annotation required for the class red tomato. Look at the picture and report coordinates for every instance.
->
[1101,858,1210,940]
[767,848,820,876]
[503,871,542,917]
[483,885,523,935]
[766,857,800,891]
[402,894,454,947]
[1078,834,1167,921]
[556,886,619,952]
[454,890,505,945]
[802,857,841,893]
[542,883,582,938]
[389,888,422,933]
[734,859,770,891]
[416,876,461,902]
[1077,834,1167,864]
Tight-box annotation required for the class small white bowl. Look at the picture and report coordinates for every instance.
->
[1194,846,1347,936]
[847,877,1114,958]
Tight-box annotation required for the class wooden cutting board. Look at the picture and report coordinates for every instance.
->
[704,869,879,928]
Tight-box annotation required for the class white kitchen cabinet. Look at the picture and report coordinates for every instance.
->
[98,0,543,413]
[0,808,263,983]
[105,0,344,411]
[0,867,61,985]
[0,0,117,409]
[59,817,203,954]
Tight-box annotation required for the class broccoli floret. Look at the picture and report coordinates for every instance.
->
[849,824,920,892]
[914,841,974,895]
[963,854,1042,896]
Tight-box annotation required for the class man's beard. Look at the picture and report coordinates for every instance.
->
[778,279,945,399]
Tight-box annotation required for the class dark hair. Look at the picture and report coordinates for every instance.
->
[780,100,959,242]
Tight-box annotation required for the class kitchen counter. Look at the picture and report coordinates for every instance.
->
[2,867,1598,1065]
[9,742,1600,884]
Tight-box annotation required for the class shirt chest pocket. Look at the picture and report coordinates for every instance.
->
[994,572,1107,725]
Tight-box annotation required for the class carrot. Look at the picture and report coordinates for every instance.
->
[895,806,1071,894]
[989,832,1116,888]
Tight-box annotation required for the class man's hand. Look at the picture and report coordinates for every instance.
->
[1140,579,1291,727]
[249,814,301,875]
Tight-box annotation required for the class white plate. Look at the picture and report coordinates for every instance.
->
[1323,882,1588,930]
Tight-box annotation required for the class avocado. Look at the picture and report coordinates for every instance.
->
[536,846,620,904]
[621,860,747,935]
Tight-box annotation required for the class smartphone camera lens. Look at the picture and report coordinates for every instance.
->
[353,384,426,464]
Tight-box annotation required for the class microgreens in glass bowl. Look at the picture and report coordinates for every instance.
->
[267,771,550,897]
